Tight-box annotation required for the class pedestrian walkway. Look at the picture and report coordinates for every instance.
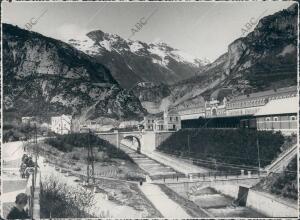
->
[145,150,209,175]
[1,189,26,203]
[1,141,28,218]
[120,144,180,179]
[265,144,297,174]
[2,141,25,161]
[139,183,191,218]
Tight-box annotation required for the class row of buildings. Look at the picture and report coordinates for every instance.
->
[21,115,73,135]
[176,86,298,134]
[142,109,181,131]
[21,86,297,135]
[51,115,73,134]
[20,108,181,135]
[50,109,181,134]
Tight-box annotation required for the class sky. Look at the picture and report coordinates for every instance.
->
[2,1,294,62]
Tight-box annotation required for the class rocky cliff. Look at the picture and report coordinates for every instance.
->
[3,24,146,123]
[169,3,297,110]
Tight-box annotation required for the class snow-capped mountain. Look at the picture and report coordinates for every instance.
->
[68,30,210,89]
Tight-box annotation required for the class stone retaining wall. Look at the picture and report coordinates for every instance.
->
[212,184,297,217]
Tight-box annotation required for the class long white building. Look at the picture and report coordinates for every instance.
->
[51,114,73,134]
[177,86,297,120]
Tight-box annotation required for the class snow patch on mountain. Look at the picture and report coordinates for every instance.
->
[99,39,112,51]
[148,45,168,58]
[170,50,198,65]
[69,37,99,55]
[69,30,210,68]
[152,57,169,67]
[129,41,143,53]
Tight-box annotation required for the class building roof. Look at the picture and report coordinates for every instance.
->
[166,109,180,115]
[180,114,203,120]
[230,86,297,102]
[155,119,164,124]
[144,115,160,119]
[254,96,298,116]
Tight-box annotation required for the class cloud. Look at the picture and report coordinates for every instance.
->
[152,37,162,44]
[54,23,89,42]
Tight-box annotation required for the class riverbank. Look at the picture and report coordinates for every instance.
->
[30,141,162,218]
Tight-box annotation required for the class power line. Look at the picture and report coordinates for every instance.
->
[168,149,274,162]
[161,151,260,170]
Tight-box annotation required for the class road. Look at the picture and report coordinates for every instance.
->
[2,141,28,218]
[265,144,297,173]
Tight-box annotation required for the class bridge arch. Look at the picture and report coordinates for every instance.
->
[96,131,143,153]
[121,134,142,153]
[96,130,175,154]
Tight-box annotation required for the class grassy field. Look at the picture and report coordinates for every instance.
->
[45,133,133,162]
[158,128,286,171]
[27,139,146,181]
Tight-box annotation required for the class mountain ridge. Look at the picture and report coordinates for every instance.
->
[3,23,146,124]
[167,3,298,110]
[68,29,210,89]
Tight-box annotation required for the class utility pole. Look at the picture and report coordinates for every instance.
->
[34,122,38,184]
[60,116,63,135]
[187,134,190,156]
[86,129,95,186]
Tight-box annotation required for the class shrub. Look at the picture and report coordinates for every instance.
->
[125,172,146,182]
[73,167,81,171]
[270,156,297,200]
[71,154,80,161]
[40,176,96,218]
[3,122,45,142]
[45,133,133,162]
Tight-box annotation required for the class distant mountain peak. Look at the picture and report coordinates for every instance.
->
[70,28,209,67]
[87,29,111,42]
[68,29,209,88]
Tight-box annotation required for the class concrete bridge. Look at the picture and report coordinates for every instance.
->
[163,175,262,199]
[96,130,175,154]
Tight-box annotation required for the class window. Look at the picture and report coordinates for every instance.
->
[170,117,172,121]
[152,120,154,123]
[148,120,150,123]
[265,117,270,121]
[290,116,296,121]
[176,117,178,121]
[273,117,278,121]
